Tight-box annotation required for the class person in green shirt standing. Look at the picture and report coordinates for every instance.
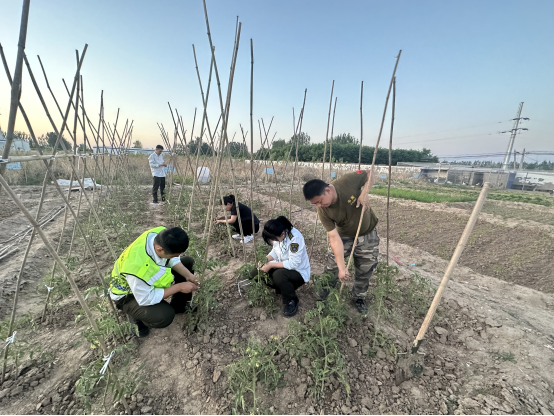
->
[303,170,379,313]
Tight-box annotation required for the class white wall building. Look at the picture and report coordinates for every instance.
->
[0,131,31,152]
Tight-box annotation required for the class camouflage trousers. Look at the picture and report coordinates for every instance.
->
[325,228,380,299]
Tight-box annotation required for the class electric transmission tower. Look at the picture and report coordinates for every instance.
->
[501,102,529,169]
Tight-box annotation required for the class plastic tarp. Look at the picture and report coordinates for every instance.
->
[55,178,100,189]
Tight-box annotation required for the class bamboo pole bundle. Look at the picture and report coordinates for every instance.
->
[27,52,118,262]
[201,1,242,268]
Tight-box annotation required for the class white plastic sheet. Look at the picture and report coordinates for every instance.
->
[197,167,210,183]
[55,178,100,189]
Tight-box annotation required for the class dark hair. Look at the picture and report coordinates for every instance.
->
[262,216,293,246]
[154,227,189,254]
[303,179,328,200]
[156,145,164,150]
[223,194,235,205]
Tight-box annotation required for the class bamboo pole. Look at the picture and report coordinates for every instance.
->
[188,46,214,231]
[288,90,307,219]
[329,97,337,179]
[0,0,30,185]
[358,81,364,170]
[309,81,335,258]
[341,50,402,293]
[321,80,334,178]
[387,77,396,266]
[249,39,255,255]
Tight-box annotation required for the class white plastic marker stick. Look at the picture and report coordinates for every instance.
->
[99,350,115,375]
[2,331,16,350]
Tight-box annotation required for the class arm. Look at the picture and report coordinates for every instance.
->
[328,228,349,281]
[216,215,237,224]
[171,262,199,284]
[148,154,160,168]
[162,282,198,300]
[282,235,306,271]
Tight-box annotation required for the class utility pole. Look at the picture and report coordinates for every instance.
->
[501,102,529,170]
[518,148,525,170]
[513,150,517,170]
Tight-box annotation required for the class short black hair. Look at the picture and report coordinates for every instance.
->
[223,194,235,205]
[263,216,294,246]
[303,179,328,200]
[154,227,189,254]
[156,145,164,150]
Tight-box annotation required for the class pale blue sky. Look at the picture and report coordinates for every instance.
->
[1,0,552,162]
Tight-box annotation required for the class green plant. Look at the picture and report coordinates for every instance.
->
[184,272,223,334]
[366,264,402,355]
[285,298,350,399]
[227,337,286,414]
[75,344,146,413]
[493,351,516,363]
[402,273,435,318]
[238,263,279,317]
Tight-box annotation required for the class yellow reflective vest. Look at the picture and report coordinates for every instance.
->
[110,226,174,296]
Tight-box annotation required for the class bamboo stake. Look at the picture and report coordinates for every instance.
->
[387,78,396,266]
[358,81,364,170]
[249,39,255,255]
[329,97,337,179]
[341,50,402,293]
[309,81,335,258]
[288,90,307,219]
[0,0,30,184]
[188,46,214,231]
[321,80,334,178]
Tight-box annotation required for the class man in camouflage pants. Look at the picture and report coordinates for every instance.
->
[303,170,379,314]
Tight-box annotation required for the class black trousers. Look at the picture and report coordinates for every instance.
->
[233,220,260,236]
[250,267,305,304]
[115,256,194,328]
[152,176,166,202]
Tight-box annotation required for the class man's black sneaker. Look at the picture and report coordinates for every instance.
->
[135,320,150,338]
[354,298,368,314]
[283,300,299,318]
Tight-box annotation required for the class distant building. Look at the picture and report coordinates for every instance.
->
[0,131,31,152]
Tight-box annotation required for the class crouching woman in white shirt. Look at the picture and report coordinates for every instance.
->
[250,216,311,317]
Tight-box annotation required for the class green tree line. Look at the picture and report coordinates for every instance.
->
[255,132,438,165]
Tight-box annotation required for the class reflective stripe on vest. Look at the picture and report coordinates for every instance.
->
[110,226,174,296]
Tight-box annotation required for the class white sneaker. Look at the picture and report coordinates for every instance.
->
[241,235,254,243]
[150,202,161,206]
[232,234,241,239]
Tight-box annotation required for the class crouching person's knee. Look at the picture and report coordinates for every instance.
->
[147,302,176,328]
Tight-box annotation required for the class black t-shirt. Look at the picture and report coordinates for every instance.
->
[230,202,259,225]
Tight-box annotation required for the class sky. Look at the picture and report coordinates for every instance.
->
[1,0,553,163]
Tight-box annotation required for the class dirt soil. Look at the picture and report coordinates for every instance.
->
[1,185,553,415]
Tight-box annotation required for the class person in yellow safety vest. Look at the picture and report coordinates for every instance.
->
[110,226,199,337]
